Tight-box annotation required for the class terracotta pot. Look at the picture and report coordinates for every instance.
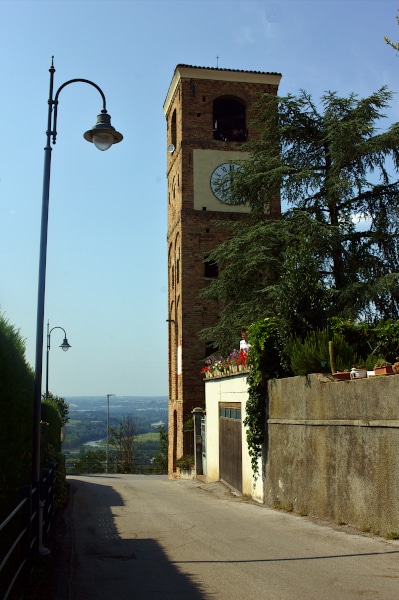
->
[333,371,351,381]
[374,365,394,376]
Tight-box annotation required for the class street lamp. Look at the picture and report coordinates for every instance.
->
[32,58,123,488]
[106,394,115,474]
[45,320,71,398]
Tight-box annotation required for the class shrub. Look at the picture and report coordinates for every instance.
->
[176,455,195,470]
[41,398,62,454]
[287,329,359,376]
[0,314,34,520]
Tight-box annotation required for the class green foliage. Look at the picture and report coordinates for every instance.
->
[287,329,358,375]
[386,531,399,540]
[41,398,62,453]
[183,417,194,431]
[329,317,399,364]
[176,454,194,470]
[153,425,168,472]
[243,318,284,479]
[71,449,106,474]
[110,415,139,473]
[43,391,69,427]
[44,447,68,509]
[373,357,392,367]
[276,234,332,346]
[247,318,285,383]
[243,380,265,481]
[63,404,168,450]
[0,313,34,519]
[201,88,399,353]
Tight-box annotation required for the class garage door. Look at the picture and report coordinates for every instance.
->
[219,402,242,493]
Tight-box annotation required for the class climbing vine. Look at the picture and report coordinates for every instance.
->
[244,318,285,479]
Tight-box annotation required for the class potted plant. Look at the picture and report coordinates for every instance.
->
[332,370,351,381]
[176,454,195,479]
[350,364,367,379]
[373,358,394,376]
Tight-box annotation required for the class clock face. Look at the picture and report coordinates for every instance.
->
[210,162,244,204]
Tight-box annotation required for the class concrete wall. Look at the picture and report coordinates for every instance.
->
[266,373,399,535]
[205,374,263,501]
[205,372,399,535]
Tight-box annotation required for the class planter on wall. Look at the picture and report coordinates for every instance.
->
[374,365,394,376]
[350,368,367,379]
[332,371,351,381]
[178,467,196,480]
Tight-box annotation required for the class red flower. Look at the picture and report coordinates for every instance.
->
[235,349,248,366]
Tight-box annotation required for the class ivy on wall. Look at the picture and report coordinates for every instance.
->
[244,316,399,479]
[244,318,284,479]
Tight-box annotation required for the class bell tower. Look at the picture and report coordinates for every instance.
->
[164,65,281,476]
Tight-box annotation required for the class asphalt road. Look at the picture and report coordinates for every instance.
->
[63,474,398,600]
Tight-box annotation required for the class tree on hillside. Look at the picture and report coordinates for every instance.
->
[201,88,399,352]
[110,415,139,473]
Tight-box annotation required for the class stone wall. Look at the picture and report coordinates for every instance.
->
[265,373,399,535]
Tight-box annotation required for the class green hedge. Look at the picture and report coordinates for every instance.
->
[0,314,34,520]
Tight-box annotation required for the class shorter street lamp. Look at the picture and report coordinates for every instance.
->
[106,393,115,473]
[46,320,71,398]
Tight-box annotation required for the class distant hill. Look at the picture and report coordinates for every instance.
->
[63,396,168,454]
[66,396,167,413]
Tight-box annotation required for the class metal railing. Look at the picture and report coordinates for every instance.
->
[0,463,56,600]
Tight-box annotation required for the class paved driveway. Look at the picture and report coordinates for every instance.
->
[53,475,399,599]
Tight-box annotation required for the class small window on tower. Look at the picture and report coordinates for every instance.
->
[213,97,246,142]
[171,109,177,148]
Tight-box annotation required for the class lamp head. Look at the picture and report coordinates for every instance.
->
[60,337,71,352]
[84,109,123,151]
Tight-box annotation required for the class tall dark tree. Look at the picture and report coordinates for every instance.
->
[202,88,399,351]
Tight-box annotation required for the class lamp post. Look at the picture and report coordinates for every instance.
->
[106,394,115,473]
[45,320,71,398]
[32,58,123,488]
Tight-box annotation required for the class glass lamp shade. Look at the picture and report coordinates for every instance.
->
[92,132,114,151]
[84,111,123,151]
[60,338,71,352]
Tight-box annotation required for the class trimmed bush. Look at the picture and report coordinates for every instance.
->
[0,314,34,520]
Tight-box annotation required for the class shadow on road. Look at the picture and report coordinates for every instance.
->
[66,478,210,600]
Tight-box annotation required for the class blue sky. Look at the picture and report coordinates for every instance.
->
[0,0,398,397]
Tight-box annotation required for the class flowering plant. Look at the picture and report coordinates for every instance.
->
[200,353,225,375]
[200,348,248,375]
[235,349,248,366]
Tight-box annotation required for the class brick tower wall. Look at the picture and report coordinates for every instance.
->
[165,66,281,474]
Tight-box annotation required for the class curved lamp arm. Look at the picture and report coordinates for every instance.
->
[47,57,123,150]
[47,324,71,352]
